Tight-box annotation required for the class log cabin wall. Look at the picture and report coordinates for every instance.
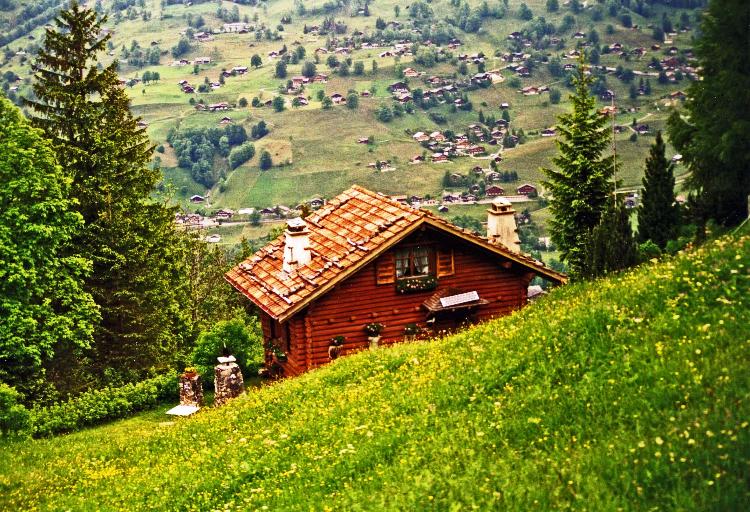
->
[260,312,308,376]
[298,229,532,370]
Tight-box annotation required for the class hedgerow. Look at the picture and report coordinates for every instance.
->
[27,372,177,437]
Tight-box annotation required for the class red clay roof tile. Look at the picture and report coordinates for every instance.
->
[225,185,566,321]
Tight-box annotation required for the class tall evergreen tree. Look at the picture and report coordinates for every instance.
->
[0,95,98,400]
[24,2,189,383]
[541,58,615,279]
[667,0,750,227]
[637,131,679,249]
[583,199,639,279]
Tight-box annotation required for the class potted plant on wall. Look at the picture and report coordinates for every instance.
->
[271,345,287,362]
[328,335,345,360]
[364,322,385,349]
[404,323,421,341]
[396,275,438,294]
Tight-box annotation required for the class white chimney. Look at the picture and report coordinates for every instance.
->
[487,197,521,253]
[282,217,311,273]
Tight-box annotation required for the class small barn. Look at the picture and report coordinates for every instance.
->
[226,186,565,377]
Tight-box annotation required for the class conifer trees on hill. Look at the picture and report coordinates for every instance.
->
[25,1,189,384]
[668,0,750,227]
[541,59,615,279]
[638,132,679,249]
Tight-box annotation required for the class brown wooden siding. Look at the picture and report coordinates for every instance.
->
[261,312,308,376]
[297,229,532,371]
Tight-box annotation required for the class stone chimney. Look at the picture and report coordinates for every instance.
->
[283,217,311,273]
[487,197,521,253]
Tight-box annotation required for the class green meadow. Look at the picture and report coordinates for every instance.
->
[1,225,747,511]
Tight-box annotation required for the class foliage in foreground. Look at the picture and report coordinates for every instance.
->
[0,230,748,510]
[191,317,265,388]
[0,95,98,399]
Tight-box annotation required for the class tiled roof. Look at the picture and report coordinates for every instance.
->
[225,185,566,321]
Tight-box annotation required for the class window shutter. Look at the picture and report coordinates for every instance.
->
[436,249,454,277]
[376,252,395,284]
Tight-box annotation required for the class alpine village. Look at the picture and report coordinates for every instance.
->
[0,0,748,510]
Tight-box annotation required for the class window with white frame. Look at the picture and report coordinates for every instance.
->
[394,246,431,278]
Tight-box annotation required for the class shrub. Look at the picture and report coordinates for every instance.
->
[259,150,273,170]
[429,112,446,124]
[229,142,256,169]
[638,240,662,260]
[191,317,264,386]
[376,105,392,122]
[549,87,561,104]
[0,383,30,436]
[28,372,177,437]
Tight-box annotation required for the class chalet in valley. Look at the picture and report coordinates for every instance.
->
[226,186,566,377]
[517,184,537,196]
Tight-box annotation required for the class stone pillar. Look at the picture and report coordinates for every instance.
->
[179,372,204,407]
[214,355,245,407]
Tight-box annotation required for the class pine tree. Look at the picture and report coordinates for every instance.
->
[583,198,639,279]
[667,0,750,227]
[542,58,615,279]
[24,2,189,383]
[0,95,98,399]
[637,131,679,249]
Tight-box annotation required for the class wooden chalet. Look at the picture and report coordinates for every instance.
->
[226,186,566,377]
[516,184,537,196]
[486,185,505,197]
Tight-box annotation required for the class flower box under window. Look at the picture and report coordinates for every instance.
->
[396,274,438,294]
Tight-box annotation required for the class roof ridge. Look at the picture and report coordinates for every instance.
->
[350,184,425,217]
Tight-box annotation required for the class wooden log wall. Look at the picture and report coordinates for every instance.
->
[261,313,308,376]
[299,231,531,371]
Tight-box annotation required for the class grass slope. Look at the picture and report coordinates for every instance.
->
[1,230,749,510]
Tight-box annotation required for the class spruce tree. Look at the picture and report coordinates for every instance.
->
[637,131,679,249]
[667,0,750,226]
[541,58,615,278]
[25,2,189,382]
[583,198,639,279]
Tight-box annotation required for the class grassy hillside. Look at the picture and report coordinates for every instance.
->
[1,228,748,510]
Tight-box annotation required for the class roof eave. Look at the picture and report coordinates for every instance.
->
[224,272,281,320]
[420,216,568,284]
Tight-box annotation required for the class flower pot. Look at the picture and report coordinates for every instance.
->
[368,336,381,349]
